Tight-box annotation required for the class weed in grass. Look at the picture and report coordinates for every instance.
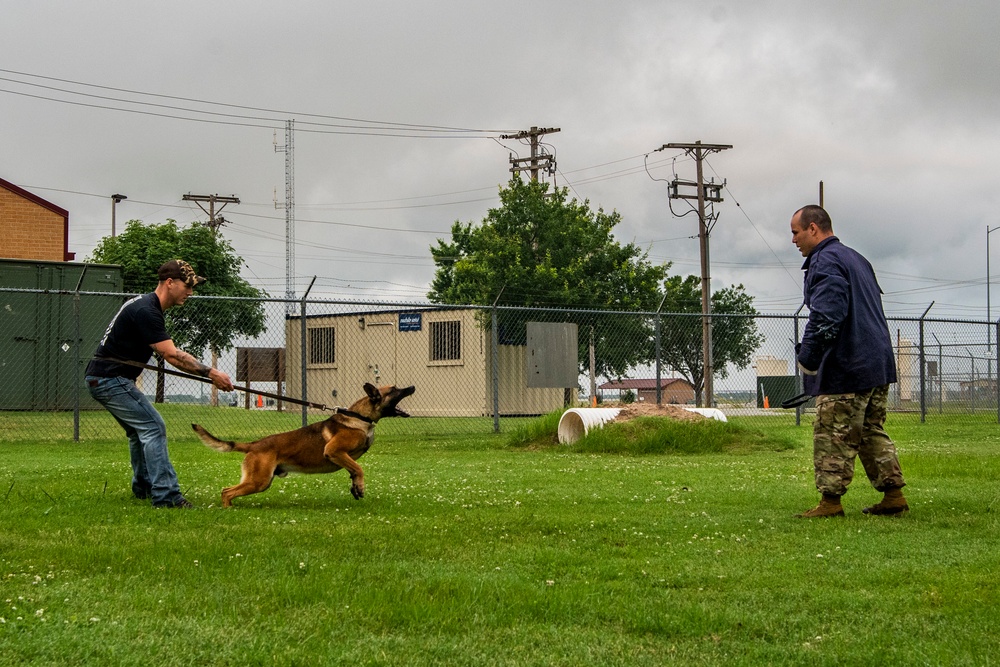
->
[505,410,563,448]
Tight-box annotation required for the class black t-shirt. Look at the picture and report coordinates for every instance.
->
[86,292,171,380]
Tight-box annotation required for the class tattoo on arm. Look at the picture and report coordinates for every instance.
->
[176,351,212,377]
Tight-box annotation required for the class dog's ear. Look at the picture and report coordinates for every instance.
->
[363,382,380,402]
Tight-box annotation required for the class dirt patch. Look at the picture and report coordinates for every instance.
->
[611,403,707,423]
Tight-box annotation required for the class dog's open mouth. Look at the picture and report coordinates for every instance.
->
[386,385,416,418]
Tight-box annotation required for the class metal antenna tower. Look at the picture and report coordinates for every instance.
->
[274,119,295,315]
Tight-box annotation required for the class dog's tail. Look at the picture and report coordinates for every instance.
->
[191,423,245,453]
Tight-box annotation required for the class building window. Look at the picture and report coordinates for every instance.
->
[430,320,461,361]
[309,327,335,365]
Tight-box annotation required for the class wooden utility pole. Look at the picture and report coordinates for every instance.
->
[182,193,240,235]
[500,126,560,181]
[661,140,732,407]
[181,192,240,407]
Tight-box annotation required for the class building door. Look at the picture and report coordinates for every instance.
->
[364,321,396,386]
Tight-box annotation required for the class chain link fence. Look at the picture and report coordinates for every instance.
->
[2,286,999,442]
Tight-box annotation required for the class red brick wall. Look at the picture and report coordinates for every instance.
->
[0,184,69,261]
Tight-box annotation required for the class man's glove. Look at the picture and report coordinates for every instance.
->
[797,360,817,376]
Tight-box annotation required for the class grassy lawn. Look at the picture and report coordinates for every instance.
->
[1,409,999,665]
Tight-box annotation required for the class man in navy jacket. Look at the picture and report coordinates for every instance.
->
[791,205,908,518]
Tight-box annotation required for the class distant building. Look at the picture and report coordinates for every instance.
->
[598,378,695,404]
[0,177,74,261]
[285,307,569,417]
[753,355,789,376]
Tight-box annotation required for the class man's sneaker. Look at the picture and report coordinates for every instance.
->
[154,497,194,509]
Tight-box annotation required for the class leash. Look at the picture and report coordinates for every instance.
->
[780,393,812,409]
[91,357,371,419]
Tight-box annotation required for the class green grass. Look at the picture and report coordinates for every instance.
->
[2,412,1000,665]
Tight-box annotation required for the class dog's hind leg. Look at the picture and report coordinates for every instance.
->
[220,452,278,508]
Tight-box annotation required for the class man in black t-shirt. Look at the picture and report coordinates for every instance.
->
[85,260,234,508]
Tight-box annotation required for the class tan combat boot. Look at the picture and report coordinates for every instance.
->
[862,488,909,516]
[796,494,845,518]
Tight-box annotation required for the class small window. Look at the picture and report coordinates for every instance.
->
[309,327,336,365]
[430,320,461,361]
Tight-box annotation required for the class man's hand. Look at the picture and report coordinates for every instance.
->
[208,368,234,392]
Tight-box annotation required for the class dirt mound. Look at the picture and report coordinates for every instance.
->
[611,403,707,423]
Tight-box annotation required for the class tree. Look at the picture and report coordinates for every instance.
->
[428,176,668,380]
[88,219,267,402]
[657,274,764,406]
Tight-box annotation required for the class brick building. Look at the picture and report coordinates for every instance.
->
[598,378,696,404]
[0,177,74,261]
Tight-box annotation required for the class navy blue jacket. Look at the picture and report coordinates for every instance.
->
[797,236,897,395]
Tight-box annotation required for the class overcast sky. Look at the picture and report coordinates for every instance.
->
[3,0,999,318]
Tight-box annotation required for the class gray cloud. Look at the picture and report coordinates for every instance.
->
[2,0,998,315]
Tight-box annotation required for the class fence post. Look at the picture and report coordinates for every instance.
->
[491,306,500,433]
[996,319,1000,424]
[793,305,804,426]
[72,266,88,442]
[655,295,665,405]
[968,350,976,414]
[918,302,933,423]
[299,277,316,427]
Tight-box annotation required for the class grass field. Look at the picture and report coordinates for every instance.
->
[2,408,1000,665]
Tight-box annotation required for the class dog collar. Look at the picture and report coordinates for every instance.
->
[334,408,374,424]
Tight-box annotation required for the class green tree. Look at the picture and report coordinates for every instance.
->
[657,274,764,406]
[88,219,267,401]
[429,177,668,379]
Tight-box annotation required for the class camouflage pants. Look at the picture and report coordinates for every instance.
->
[812,384,906,497]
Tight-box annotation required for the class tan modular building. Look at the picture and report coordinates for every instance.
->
[753,355,790,377]
[0,177,75,261]
[285,308,569,417]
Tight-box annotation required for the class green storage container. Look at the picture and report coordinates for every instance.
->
[0,259,124,410]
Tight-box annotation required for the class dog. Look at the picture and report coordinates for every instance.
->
[192,383,415,507]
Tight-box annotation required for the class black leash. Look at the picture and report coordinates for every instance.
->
[91,357,371,419]
[780,393,812,409]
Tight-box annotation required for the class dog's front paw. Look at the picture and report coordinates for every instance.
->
[350,482,365,500]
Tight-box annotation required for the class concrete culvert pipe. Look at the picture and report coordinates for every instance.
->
[557,408,622,444]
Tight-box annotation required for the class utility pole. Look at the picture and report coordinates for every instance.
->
[661,140,732,407]
[500,126,560,182]
[181,192,239,409]
[274,120,295,316]
[182,193,240,235]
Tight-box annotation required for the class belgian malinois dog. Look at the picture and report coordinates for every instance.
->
[192,383,415,507]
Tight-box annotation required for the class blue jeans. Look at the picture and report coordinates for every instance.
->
[86,376,184,506]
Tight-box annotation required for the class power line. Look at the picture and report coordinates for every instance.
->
[0,68,513,136]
